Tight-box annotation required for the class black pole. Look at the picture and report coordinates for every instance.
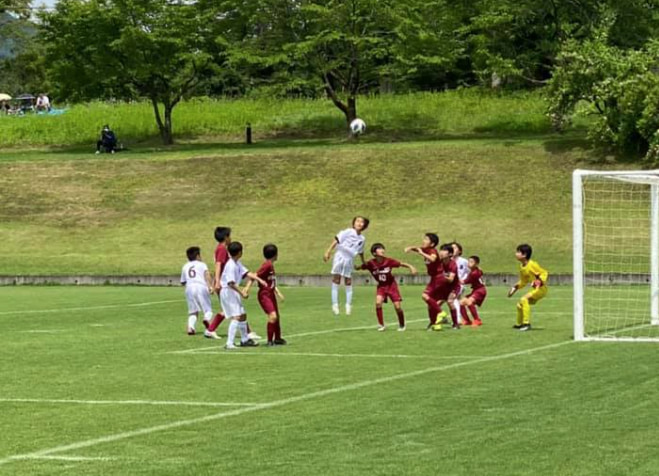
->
[246,123,252,145]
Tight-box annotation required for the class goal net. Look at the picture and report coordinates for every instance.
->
[573,170,659,341]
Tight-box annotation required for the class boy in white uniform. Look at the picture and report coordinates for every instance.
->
[323,216,369,315]
[452,242,470,324]
[220,241,267,349]
[180,247,214,335]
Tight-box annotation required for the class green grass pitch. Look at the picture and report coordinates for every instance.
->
[1,285,658,475]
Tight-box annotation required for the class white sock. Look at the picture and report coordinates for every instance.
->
[345,285,353,306]
[187,314,197,330]
[227,320,238,347]
[331,283,339,306]
[454,299,462,323]
[239,321,249,343]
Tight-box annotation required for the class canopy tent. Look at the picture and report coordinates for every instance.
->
[0,93,11,101]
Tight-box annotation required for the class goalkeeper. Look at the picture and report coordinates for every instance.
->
[507,244,548,331]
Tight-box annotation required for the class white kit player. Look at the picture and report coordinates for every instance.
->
[452,242,470,324]
[180,246,214,335]
[323,216,369,315]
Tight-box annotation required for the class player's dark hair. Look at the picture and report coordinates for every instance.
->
[517,243,533,259]
[425,233,439,247]
[440,243,454,255]
[370,243,385,256]
[214,226,231,243]
[228,241,243,257]
[452,242,463,255]
[469,255,480,265]
[353,216,370,231]
[186,246,201,261]
[263,243,278,260]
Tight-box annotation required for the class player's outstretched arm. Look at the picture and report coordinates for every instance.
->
[204,269,213,294]
[245,271,267,287]
[275,286,285,301]
[507,284,518,297]
[243,279,254,296]
[401,262,417,275]
[213,262,222,292]
[404,246,419,254]
[324,238,338,262]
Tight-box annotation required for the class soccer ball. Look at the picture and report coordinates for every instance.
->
[350,118,366,135]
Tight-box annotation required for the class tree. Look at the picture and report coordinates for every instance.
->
[41,0,220,144]
[221,0,463,131]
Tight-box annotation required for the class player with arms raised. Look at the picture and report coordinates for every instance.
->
[405,233,445,330]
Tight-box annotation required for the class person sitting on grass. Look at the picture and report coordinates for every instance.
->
[96,125,118,154]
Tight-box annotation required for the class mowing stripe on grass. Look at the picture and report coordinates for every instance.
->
[191,351,488,359]
[0,398,258,408]
[14,455,116,462]
[0,300,180,316]
[0,339,571,467]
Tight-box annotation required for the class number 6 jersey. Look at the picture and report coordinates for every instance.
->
[181,260,209,288]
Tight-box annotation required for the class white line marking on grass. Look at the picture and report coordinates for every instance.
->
[14,455,116,462]
[191,351,487,359]
[19,330,65,334]
[0,340,572,467]
[0,398,258,408]
[0,300,180,316]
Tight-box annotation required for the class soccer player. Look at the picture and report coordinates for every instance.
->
[246,243,287,346]
[460,255,487,326]
[323,216,369,316]
[433,243,461,330]
[452,242,470,324]
[220,242,267,349]
[356,243,417,331]
[405,233,445,330]
[180,247,214,336]
[507,243,549,331]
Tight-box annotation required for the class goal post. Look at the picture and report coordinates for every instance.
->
[573,169,659,342]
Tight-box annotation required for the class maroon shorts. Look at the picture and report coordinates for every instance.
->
[467,287,487,307]
[258,292,279,315]
[424,276,444,300]
[377,282,402,303]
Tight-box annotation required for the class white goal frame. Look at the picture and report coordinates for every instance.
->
[573,169,659,342]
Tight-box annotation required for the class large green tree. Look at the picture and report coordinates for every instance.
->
[42,0,220,144]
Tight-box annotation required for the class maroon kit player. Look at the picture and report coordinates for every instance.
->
[434,243,461,329]
[357,243,417,331]
[405,233,445,330]
[459,255,487,326]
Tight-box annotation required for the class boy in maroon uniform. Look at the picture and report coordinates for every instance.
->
[460,255,487,326]
[246,244,286,346]
[357,243,417,331]
[405,233,446,329]
[434,243,460,330]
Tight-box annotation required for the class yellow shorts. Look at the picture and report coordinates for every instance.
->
[527,285,548,304]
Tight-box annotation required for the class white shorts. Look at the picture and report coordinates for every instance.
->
[220,288,245,318]
[185,285,213,319]
[331,253,355,278]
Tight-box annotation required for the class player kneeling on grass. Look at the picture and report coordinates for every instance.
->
[356,243,417,331]
[180,247,214,336]
[507,244,549,332]
[245,244,287,346]
[220,242,267,349]
[459,256,487,326]
[324,216,369,316]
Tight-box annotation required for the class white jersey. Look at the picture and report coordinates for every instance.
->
[181,260,209,288]
[455,257,470,282]
[335,228,365,258]
[220,258,248,288]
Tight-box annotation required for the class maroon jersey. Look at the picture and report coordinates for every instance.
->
[464,268,485,291]
[441,259,460,291]
[361,258,401,287]
[422,247,441,276]
[256,260,276,294]
[214,244,229,276]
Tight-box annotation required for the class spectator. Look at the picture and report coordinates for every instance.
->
[96,125,118,154]
[36,93,51,112]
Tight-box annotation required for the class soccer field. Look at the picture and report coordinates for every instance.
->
[1,285,658,476]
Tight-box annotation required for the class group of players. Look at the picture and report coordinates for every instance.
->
[181,217,550,349]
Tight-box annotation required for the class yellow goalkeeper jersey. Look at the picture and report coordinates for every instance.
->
[516,260,549,289]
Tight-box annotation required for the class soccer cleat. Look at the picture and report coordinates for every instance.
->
[187,328,196,336]
[426,322,435,331]
[204,331,220,340]
[461,319,472,326]
[224,344,237,350]
[332,304,340,316]
[432,323,443,331]
[377,325,386,332]
[518,324,532,332]
[472,319,483,327]
[398,326,406,332]
[451,324,460,330]
[513,324,523,329]
[345,304,352,315]
[273,338,287,345]
[267,341,275,347]
[240,339,259,347]
[247,332,262,340]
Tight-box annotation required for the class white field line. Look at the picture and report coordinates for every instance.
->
[0,300,180,316]
[0,340,571,467]
[0,398,258,408]
[19,330,65,334]
[14,455,115,462]
[191,351,488,359]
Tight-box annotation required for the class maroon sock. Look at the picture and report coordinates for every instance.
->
[274,320,282,340]
[267,322,275,342]
[395,308,405,327]
[246,323,252,333]
[469,305,481,321]
[450,308,459,326]
[208,313,225,332]
[460,306,471,324]
[376,307,384,326]
[426,299,440,324]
